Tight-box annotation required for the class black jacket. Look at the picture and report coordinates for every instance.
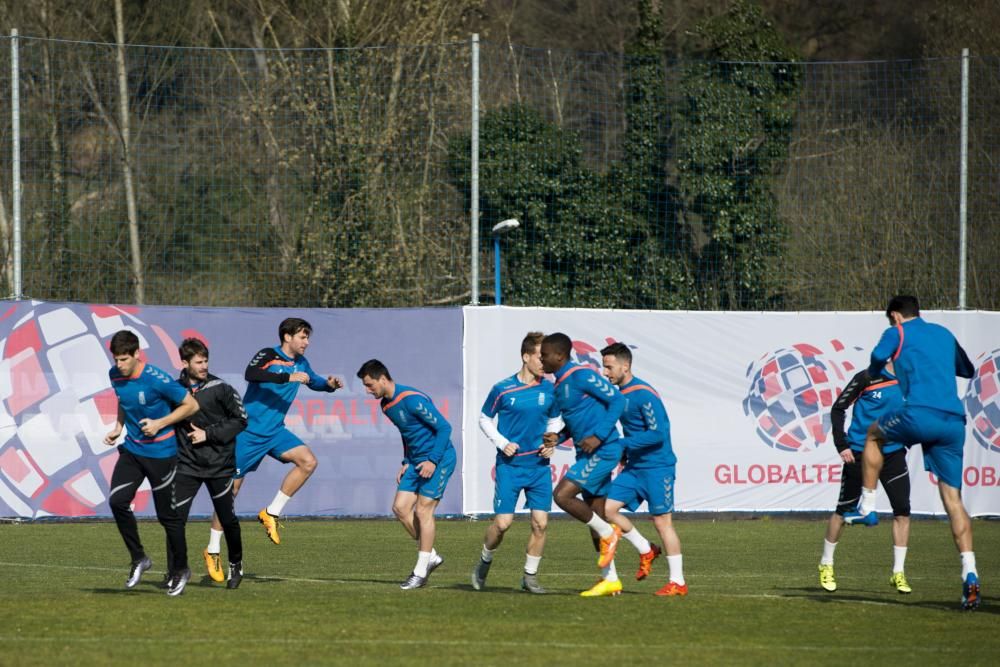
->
[176,370,248,478]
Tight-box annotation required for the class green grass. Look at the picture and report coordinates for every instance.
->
[2,516,998,665]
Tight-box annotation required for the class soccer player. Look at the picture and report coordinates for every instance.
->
[208,317,343,547]
[541,332,626,597]
[819,361,911,594]
[844,295,980,610]
[357,359,456,590]
[103,330,199,596]
[600,342,686,596]
[472,332,563,594]
[172,338,248,589]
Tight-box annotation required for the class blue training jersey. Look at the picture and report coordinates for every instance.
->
[619,376,676,469]
[481,374,558,468]
[868,318,974,417]
[552,361,624,458]
[831,369,905,454]
[110,361,189,459]
[242,346,336,437]
[382,383,454,465]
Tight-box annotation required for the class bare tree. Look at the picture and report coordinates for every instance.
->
[114,0,144,303]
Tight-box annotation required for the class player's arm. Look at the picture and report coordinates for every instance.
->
[104,405,126,445]
[409,395,452,465]
[140,393,199,437]
[621,392,667,451]
[578,371,625,443]
[478,387,516,455]
[868,327,900,376]
[955,340,975,379]
[244,348,292,384]
[301,358,343,392]
[203,385,249,445]
[831,370,866,454]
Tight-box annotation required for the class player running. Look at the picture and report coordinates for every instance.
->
[207,317,342,547]
[541,332,626,597]
[358,359,456,590]
[600,343,687,596]
[844,295,980,610]
[819,361,911,594]
[472,332,563,594]
[173,337,248,589]
[103,330,199,596]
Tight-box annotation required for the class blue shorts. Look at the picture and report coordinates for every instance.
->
[398,447,457,500]
[566,445,622,498]
[608,466,676,515]
[234,428,304,479]
[878,406,966,489]
[493,464,552,514]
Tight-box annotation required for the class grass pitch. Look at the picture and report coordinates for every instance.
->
[2,516,998,666]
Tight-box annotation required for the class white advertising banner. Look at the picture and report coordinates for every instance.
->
[462,307,1000,517]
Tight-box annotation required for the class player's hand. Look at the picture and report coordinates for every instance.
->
[289,371,310,384]
[103,427,123,446]
[502,442,519,457]
[543,432,559,447]
[578,435,601,453]
[327,376,344,391]
[539,445,555,459]
[188,424,207,445]
[396,464,408,485]
[416,460,437,479]
[840,449,856,464]
[139,418,162,437]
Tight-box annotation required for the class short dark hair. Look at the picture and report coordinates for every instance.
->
[357,359,392,381]
[109,330,140,356]
[179,337,209,362]
[541,332,572,358]
[279,317,312,343]
[600,342,632,365]
[521,331,544,356]
[886,295,920,319]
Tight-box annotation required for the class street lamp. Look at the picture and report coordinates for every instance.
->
[492,218,520,305]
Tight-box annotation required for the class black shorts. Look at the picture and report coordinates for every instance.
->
[835,448,910,517]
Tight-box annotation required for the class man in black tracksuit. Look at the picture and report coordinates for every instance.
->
[172,337,248,589]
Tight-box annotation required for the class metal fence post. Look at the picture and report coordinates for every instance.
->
[10,29,22,300]
[958,47,969,310]
[470,33,480,305]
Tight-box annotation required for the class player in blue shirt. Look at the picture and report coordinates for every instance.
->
[601,343,687,597]
[541,333,626,597]
[844,295,980,610]
[208,318,343,548]
[357,359,456,590]
[819,363,912,594]
[102,330,199,596]
[472,332,563,595]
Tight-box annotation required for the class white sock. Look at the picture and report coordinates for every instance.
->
[481,545,496,563]
[524,554,541,575]
[820,539,837,566]
[961,551,977,579]
[266,490,291,517]
[893,546,907,574]
[207,528,223,554]
[586,514,614,539]
[601,559,618,582]
[667,554,685,585]
[859,487,877,514]
[622,528,651,554]
[414,551,432,577]
[431,548,440,561]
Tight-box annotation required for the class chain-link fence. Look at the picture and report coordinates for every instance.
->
[1,35,997,310]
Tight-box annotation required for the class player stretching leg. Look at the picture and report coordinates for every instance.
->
[473,332,562,594]
[600,343,686,596]
[103,330,199,596]
[358,359,456,590]
[844,295,980,610]
[172,338,248,589]
[542,333,627,597]
[208,317,342,551]
[820,361,911,594]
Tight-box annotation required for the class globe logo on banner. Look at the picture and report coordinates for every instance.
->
[0,302,180,518]
[743,341,858,452]
[965,348,1000,454]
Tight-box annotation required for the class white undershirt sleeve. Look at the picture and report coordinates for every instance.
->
[479,412,510,451]
[545,415,565,434]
